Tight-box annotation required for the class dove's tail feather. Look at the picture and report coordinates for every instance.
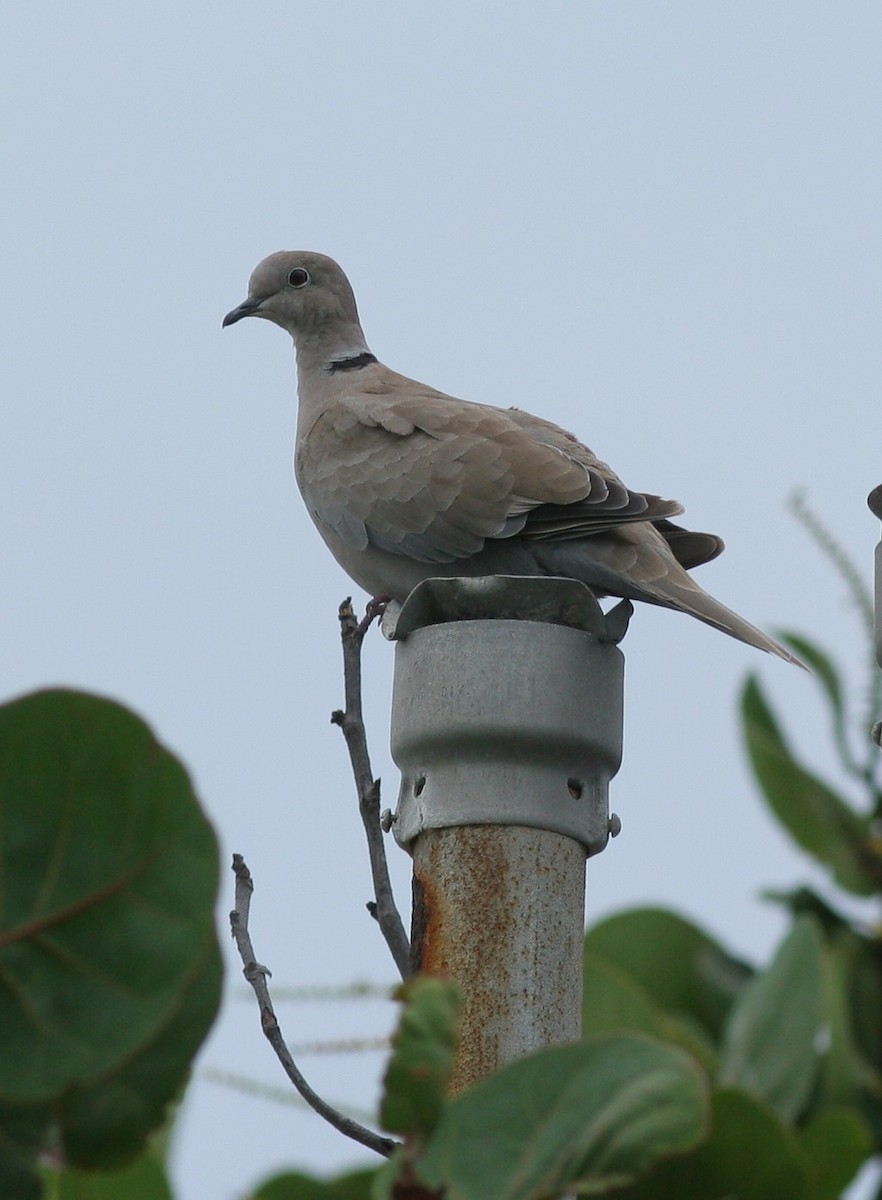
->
[525,537,805,667]
[642,579,806,668]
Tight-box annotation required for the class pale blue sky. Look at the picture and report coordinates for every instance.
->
[2,4,880,1197]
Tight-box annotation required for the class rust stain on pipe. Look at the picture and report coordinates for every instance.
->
[411,824,585,1094]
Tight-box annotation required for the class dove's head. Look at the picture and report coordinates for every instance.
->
[223,251,364,348]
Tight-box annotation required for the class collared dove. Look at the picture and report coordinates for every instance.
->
[224,251,800,665]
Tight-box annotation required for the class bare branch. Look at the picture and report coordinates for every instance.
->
[331,598,412,979]
[229,854,397,1159]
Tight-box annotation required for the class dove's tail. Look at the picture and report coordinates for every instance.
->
[527,534,805,667]
[642,578,806,668]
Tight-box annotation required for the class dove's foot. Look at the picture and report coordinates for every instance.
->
[358,594,393,636]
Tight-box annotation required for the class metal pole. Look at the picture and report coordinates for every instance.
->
[383,576,627,1093]
[868,486,882,750]
[869,486,882,671]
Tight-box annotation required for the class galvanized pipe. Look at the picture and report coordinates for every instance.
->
[869,485,882,671]
[868,487,882,750]
[410,824,587,1092]
[384,576,626,1090]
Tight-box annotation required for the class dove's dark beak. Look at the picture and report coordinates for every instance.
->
[222,297,264,327]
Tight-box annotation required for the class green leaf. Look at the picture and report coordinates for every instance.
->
[762,886,853,935]
[607,1087,808,1200]
[0,689,222,1176]
[815,927,882,1149]
[379,975,460,1137]
[48,1149,174,1199]
[0,1099,51,1200]
[775,632,853,770]
[582,954,665,1039]
[368,1151,403,1200]
[582,954,718,1072]
[740,676,877,895]
[720,918,824,1123]
[59,933,224,1167]
[813,933,863,1115]
[796,1109,873,1200]
[249,1166,377,1199]
[411,1035,708,1199]
[759,882,882,1128]
[844,931,882,1085]
[584,908,751,1042]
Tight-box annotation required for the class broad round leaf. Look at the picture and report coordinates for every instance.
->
[797,1109,873,1200]
[50,1150,174,1199]
[582,953,666,1040]
[380,975,460,1136]
[584,908,752,1041]
[608,1088,808,1200]
[414,1034,708,1199]
[247,1167,376,1199]
[0,688,222,1181]
[0,1099,51,1200]
[720,918,823,1123]
[58,933,223,1167]
[583,950,722,1072]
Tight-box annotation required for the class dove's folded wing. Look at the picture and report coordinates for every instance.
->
[297,390,683,564]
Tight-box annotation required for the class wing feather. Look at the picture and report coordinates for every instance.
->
[297,390,684,564]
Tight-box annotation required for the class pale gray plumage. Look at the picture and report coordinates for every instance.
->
[224,251,800,665]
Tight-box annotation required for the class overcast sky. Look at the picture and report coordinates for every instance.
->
[3,4,880,1198]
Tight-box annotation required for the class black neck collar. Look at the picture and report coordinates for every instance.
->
[326,352,378,374]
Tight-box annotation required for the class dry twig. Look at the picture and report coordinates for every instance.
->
[229,853,397,1158]
[331,598,411,979]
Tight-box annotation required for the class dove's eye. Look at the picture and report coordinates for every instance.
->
[287,268,310,288]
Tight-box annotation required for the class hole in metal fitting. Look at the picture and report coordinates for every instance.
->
[413,775,426,797]
[567,778,583,799]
